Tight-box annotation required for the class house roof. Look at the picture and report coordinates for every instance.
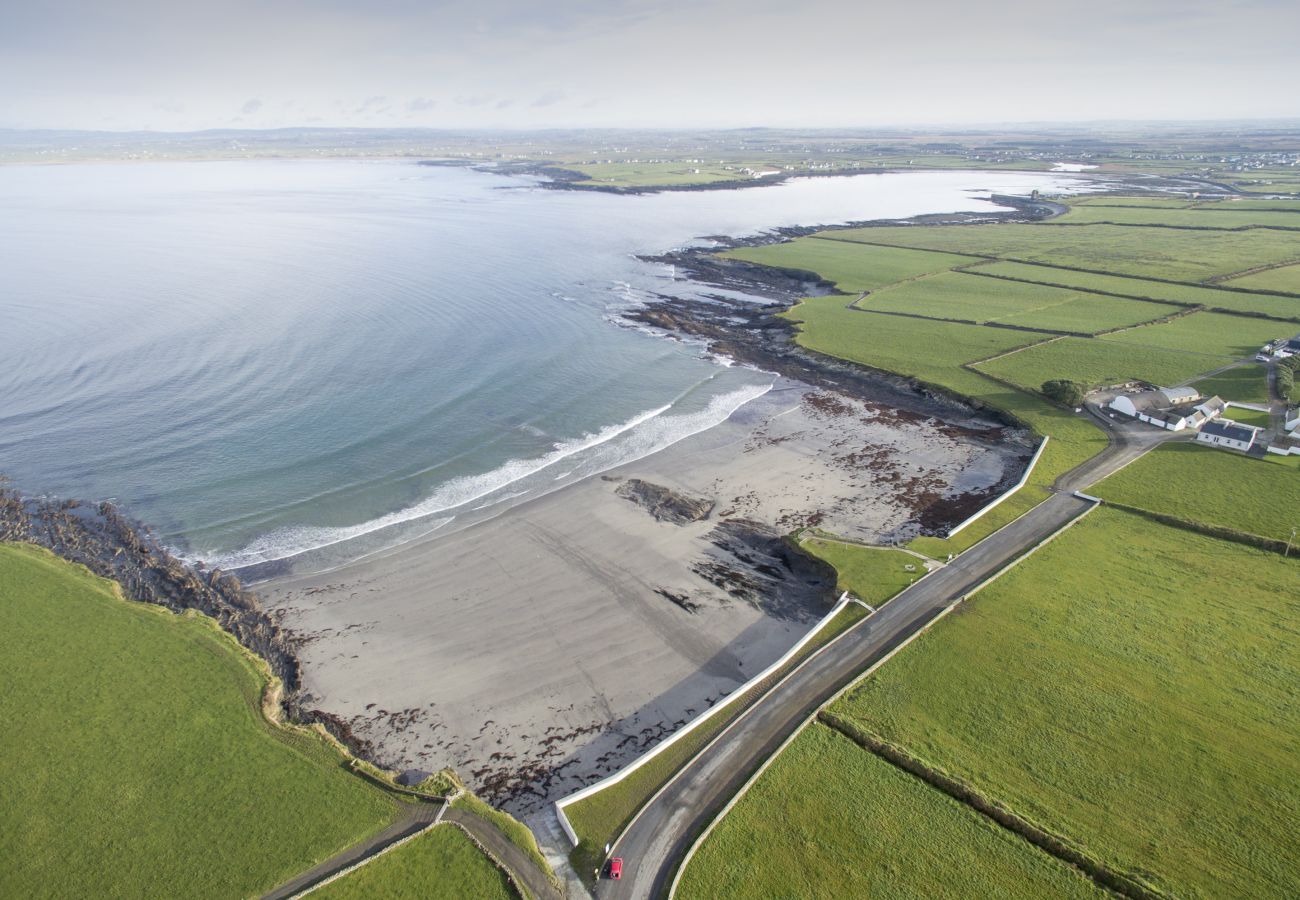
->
[1196,396,1227,415]
[1201,420,1257,442]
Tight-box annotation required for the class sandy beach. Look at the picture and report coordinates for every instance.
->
[261,375,1020,815]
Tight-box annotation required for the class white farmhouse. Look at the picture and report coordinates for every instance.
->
[1109,386,1203,431]
[1196,420,1259,453]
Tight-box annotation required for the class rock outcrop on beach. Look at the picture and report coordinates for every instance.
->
[615,478,715,525]
[694,519,838,622]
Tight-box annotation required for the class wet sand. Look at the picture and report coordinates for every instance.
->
[262,379,1019,814]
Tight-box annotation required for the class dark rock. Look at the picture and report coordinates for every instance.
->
[615,478,714,525]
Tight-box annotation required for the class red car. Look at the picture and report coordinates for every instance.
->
[608,857,624,880]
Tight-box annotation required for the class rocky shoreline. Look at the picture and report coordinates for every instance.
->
[627,210,1055,534]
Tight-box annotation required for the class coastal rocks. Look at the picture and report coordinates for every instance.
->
[614,478,714,525]
[694,519,838,622]
[0,481,331,740]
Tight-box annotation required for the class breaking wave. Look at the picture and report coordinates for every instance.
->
[209,380,772,571]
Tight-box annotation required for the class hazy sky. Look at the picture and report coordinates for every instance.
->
[4,0,1298,131]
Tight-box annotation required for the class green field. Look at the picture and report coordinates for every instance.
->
[1190,364,1271,403]
[826,223,1300,281]
[1223,407,1272,429]
[968,260,1300,320]
[1052,204,1300,230]
[829,508,1300,898]
[676,723,1105,900]
[863,271,1170,332]
[975,336,1230,392]
[1093,442,1299,540]
[1071,196,1198,208]
[1226,262,1300,294]
[563,161,760,188]
[0,543,400,899]
[802,539,927,600]
[1098,310,1287,358]
[314,825,516,900]
[724,239,975,293]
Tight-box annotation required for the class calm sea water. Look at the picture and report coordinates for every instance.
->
[0,161,1092,573]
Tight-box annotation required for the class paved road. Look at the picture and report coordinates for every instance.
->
[600,413,1174,900]
[262,799,562,900]
[444,806,564,900]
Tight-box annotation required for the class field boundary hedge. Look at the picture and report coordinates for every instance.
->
[818,712,1169,900]
[1096,500,1297,556]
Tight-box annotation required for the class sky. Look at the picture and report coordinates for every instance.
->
[4,0,1299,131]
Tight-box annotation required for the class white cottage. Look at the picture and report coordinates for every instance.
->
[1197,420,1259,452]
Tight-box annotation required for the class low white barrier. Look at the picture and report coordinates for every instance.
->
[947,436,1049,538]
[554,590,854,847]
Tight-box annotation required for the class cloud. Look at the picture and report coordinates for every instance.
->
[495,98,515,109]
[406,96,437,112]
[240,98,263,115]
[531,90,566,108]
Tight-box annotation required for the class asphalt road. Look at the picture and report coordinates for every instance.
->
[262,799,562,900]
[600,413,1173,900]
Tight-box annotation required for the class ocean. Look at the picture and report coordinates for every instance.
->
[0,160,1091,574]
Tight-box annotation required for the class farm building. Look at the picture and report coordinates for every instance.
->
[1109,387,1219,432]
[1197,420,1259,453]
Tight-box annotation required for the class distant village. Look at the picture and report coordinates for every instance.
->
[1103,333,1300,457]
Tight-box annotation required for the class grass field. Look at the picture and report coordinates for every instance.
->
[968,260,1300,320]
[724,239,975,292]
[1092,442,1300,540]
[802,539,927,601]
[974,336,1231,392]
[829,508,1300,898]
[826,223,1300,281]
[863,271,1170,332]
[1225,262,1300,294]
[1223,407,1272,429]
[1052,204,1300,230]
[1071,196,1198,208]
[314,825,516,900]
[1190,364,1271,403]
[563,161,757,188]
[0,542,400,899]
[1098,310,1287,358]
[675,723,1105,900]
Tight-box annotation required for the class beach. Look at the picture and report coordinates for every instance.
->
[262,376,1021,815]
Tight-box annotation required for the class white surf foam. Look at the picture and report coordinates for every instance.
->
[206,380,770,570]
